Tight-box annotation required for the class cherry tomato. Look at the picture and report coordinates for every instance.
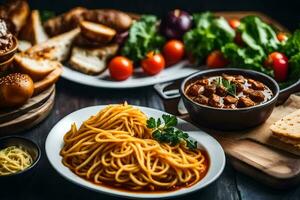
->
[141,51,165,75]
[277,32,288,42]
[108,56,133,81]
[206,50,229,68]
[264,52,288,82]
[228,18,240,30]
[163,40,185,65]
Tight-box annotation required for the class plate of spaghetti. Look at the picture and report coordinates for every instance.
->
[46,103,225,199]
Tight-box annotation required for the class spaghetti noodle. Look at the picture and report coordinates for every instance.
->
[0,146,33,176]
[61,103,208,191]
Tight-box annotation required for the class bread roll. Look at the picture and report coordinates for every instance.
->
[0,73,34,108]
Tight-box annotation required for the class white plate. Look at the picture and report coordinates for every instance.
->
[46,105,225,199]
[61,60,199,88]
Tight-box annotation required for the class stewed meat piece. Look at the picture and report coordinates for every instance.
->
[248,79,265,90]
[187,84,204,97]
[249,90,265,102]
[208,94,221,108]
[238,97,256,108]
[243,88,265,102]
[222,74,235,82]
[195,79,209,86]
[243,88,254,95]
[203,85,216,97]
[216,85,227,97]
[235,82,244,93]
[235,75,246,83]
[194,95,209,105]
[224,95,238,104]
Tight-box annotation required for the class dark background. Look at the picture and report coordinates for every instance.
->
[24,0,300,31]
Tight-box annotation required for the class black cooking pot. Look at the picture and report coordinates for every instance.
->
[180,68,280,131]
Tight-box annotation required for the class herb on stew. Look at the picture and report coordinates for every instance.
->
[147,115,197,150]
[216,77,237,97]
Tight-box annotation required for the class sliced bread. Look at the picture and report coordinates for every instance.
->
[20,10,49,45]
[14,53,61,81]
[270,109,300,148]
[80,21,116,44]
[69,44,118,75]
[33,66,62,95]
[27,28,80,62]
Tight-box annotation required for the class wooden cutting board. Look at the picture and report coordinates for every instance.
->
[162,12,299,188]
[0,85,54,123]
[165,95,300,189]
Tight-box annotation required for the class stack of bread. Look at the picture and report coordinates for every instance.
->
[0,0,66,108]
[270,109,300,149]
[43,7,134,75]
[0,0,136,109]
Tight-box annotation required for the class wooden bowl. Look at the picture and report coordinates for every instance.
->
[0,56,14,76]
[0,36,18,63]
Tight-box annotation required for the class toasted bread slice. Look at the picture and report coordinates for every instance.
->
[270,109,300,140]
[69,44,118,75]
[34,66,62,95]
[80,21,116,44]
[14,53,61,81]
[20,10,49,45]
[27,28,80,62]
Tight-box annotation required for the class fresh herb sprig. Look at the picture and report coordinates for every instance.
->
[147,115,197,150]
[216,77,237,97]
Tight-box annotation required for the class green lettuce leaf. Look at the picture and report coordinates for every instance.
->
[121,15,165,62]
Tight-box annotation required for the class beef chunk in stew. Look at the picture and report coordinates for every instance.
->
[235,75,246,83]
[238,97,256,108]
[187,84,204,97]
[224,95,238,104]
[216,85,227,97]
[249,90,265,102]
[208,94,221,108]
[222,74,235,82]
[194,95,209,105]
[203,85,216,97]
[195,79,209,86]
[248,79,265,90]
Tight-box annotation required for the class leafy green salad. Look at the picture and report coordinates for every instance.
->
[183,12,300,88]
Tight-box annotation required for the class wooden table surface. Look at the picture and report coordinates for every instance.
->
[2,79,300,200]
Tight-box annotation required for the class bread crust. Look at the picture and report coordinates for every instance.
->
[270,109,300,140]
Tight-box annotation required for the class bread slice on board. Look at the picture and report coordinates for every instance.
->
[27,28,80,62]
[14,53,61,81]
[33,66,62,95]
[270,109,300,148]
[20,10,49,45]
[69,44,118,75]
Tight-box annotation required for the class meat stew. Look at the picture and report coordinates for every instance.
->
[185,74,273,109]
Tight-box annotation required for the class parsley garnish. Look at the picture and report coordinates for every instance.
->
[147,114,197,150]
[216,77,237,97]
